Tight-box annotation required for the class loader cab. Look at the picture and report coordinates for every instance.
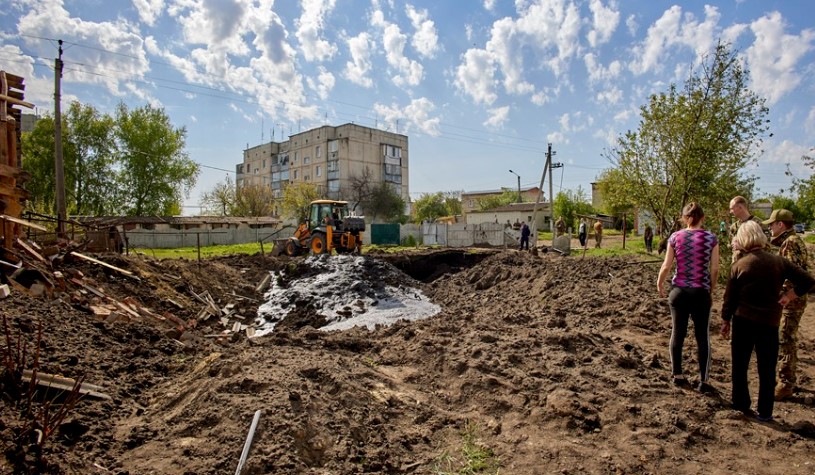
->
[308,200,348,231]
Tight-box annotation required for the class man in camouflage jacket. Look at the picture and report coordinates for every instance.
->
[729,195,768,262]
[764,209,810,400]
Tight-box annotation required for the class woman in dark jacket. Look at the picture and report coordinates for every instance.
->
[721,220,815,422]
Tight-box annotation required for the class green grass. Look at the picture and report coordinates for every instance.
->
[131,242,265,259]
[434,422,500,475]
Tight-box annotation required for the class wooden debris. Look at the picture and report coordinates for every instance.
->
[22,369,112,401]
[255,273,271,293]
[69,251,138,280]
[16,237,47,264]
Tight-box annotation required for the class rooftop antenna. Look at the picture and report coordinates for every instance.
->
[261,117,264,143]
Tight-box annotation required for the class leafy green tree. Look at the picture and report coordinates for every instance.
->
[552,187,594,230]
[21,116,60,214]
[280,182,320,221]
[477,189,519,211]
[113,102,199,215]
[413,192,448,222]
[367,183,406,223]
[598,41,768,237]
[67,102,115,215]
[790,154,815,225]
[443,191,462,216]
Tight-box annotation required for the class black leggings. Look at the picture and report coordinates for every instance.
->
[668,286,712,381]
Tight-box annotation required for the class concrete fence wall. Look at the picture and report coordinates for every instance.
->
[123,227,282,249]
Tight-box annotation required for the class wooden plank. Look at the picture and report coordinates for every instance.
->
[0,163,23,178]
[69,251,138,279]
[0,182,29,200]
[1,71,24,89]
[0,94,34,109]
[22,369,112,401]
[0,215,45,231]
[16,238,47,263]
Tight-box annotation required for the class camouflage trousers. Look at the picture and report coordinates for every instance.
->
[778,296,807,386]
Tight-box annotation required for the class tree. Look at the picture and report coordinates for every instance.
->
[67,102,115,215]
[552,187,594,230]
[790,154,815,225]
[346,166,375,212]
[598,41,768,237]
[232,183,275,216]
[477,189,518,211]
[280,182,320,221]
[413,192,449,222]
[366,183,405,223]
[443,191,462,216]
[21,115,60,214]
[114,102,199,215]
[200,176,237,215]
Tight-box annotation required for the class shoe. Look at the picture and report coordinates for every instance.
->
[730,404,754,416]
[672,376,690,388]
[697,382,715,394]
[775,383,794,401]
[756,414,774,423]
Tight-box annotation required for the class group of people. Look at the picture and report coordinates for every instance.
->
[576,218,603,249]
[657,196,813,422]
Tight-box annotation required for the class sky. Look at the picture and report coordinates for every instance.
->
[1,0,814,215]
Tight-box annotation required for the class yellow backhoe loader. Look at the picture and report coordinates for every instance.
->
[274,200,365,256]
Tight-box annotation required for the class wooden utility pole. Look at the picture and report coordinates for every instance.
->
[54,39,66,237]
[547,143,555,236]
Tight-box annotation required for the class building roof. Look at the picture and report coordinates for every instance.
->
[74,216,281,226]
[462,186,540,197]
[468,202,550,213]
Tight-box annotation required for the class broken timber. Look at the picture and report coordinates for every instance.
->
[22,369,112,401]
[69,251,139,280]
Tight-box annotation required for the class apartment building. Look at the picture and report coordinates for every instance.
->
[236,123,408,215]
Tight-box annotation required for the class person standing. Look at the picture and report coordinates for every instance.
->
[721,220,815,421]
[644,224,654,253]
[578,219,588,249]
[657,202,720,392]
[728,196,767,262]
[519,221,530,250]
[593,219,603,248]
[763,209,810,400]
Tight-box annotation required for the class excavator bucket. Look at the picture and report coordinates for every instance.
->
[270,239,289,257]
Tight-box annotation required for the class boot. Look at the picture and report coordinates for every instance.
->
[774,382,794,401]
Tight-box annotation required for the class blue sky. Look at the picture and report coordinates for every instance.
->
[1,0,814,215]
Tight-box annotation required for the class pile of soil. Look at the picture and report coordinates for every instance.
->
[2,248,815,474]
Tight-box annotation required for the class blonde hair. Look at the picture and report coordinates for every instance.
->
[734,220,767,251]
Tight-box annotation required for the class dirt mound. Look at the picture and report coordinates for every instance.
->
[2,249,815,474]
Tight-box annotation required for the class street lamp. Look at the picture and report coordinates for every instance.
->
[508,169,521,203]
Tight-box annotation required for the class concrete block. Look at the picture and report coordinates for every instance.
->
[0,284,10,299]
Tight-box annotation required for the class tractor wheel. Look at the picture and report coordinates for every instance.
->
[310,233,327,255]
[285,240,299,257]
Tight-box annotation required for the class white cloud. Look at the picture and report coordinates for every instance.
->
[454,48,497,105]
[596,86,622,104]
[374,97,440,136]
[629,5,721,76]
[584,53,621,83]
[343,32,374,88]
[381,22,424,87]
[406,4,440,59]
[625,14,637,36]
[487,17,534,95]
[16,0,151,97]
[307,66,335,99]
[547,131,567,144]
[806,106,815,135]
[483,106,510,128]
[746,11,815,106]
[587,0,620,48]
[483,0,496,11]
[133,0,164,27]
[296,0,338,62]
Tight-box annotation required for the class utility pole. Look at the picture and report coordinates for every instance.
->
[508,169,521,203]
[54,39,66,237]
[547,143,556,234]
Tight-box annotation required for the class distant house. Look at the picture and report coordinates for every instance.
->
[466,202,551,231]
[461,187,542,218]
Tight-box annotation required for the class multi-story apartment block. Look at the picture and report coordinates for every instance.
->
[236,123,408,216]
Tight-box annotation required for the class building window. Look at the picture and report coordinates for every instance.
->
[304,156,310,164]
[468,199,474,208]
[316,145,321,158]
[304,175,310,181]
[293,169,298,179]
[316,165,321,177]
[294,151,298,163]
[383,144,401,158]
[262,159,266,168]
[329,140,338,153]
[328,180,339,192]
